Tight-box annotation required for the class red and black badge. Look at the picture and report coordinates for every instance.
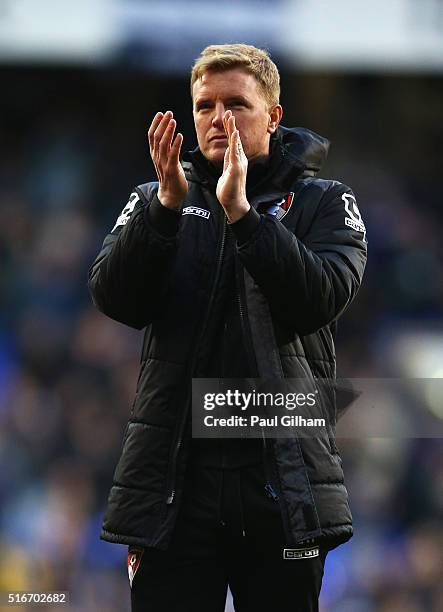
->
[127,547,144,588]
[257,192,295,220]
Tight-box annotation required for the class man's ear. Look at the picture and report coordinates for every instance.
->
[267,104,283,134]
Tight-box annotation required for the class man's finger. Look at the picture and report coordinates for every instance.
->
[228,115,237,149]
[152,111,173,150]
[223,110,233,141]
[169,132,183,165]
[222,110,229,135]
[148,112,164,148]
[223,142,230,173]
[159,118,176,160]
[229,129,241,166]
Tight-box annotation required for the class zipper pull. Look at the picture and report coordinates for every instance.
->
[264,483,279,501]
[166,490,175,505]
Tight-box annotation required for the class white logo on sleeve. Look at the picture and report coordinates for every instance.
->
[182,206,210,219]
[342,193,366,238]
[112,192,140,232]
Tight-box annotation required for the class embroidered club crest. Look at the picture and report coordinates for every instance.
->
[258,192,295,220]
[127,547,144,588]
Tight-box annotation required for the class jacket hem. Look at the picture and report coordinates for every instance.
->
[100,528,168,550]
[316,525,353,551]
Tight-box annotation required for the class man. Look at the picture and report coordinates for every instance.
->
[88,44,367,612]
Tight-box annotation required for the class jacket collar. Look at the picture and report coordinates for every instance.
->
[181,126,330,194]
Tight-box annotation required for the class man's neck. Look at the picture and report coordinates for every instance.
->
[248,152,270,169]
[186,134,281,189]
[211,151,269,173]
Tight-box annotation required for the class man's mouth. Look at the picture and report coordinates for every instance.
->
[209,135,228,142]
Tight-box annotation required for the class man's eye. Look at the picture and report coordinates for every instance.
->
[196,103,211,111]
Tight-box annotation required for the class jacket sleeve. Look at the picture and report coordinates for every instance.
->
[87,185,181,330]
[233,182,367,336]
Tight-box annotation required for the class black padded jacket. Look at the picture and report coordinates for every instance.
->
[87,126,367,551]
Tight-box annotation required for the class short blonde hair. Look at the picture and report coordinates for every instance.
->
[191,43,280,109]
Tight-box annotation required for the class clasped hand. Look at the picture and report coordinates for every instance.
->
[147,110,250,221]
[215,110,250,223]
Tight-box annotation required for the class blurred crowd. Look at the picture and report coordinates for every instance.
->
[0,67,442,611]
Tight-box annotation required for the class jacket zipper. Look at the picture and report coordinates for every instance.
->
[235,261,280,503]
[236,258,302,547]
[166,216,228,505]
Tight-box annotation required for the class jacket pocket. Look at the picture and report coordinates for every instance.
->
[113,421,172,496]
[313,375,339,455]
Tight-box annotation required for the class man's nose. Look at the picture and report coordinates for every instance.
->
[211,104,225,129]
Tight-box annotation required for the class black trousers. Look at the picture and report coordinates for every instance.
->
[129,460,327,612]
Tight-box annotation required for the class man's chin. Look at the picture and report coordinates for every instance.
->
[203,149,225,170]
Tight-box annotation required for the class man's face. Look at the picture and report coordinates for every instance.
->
[192,67,280,168]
